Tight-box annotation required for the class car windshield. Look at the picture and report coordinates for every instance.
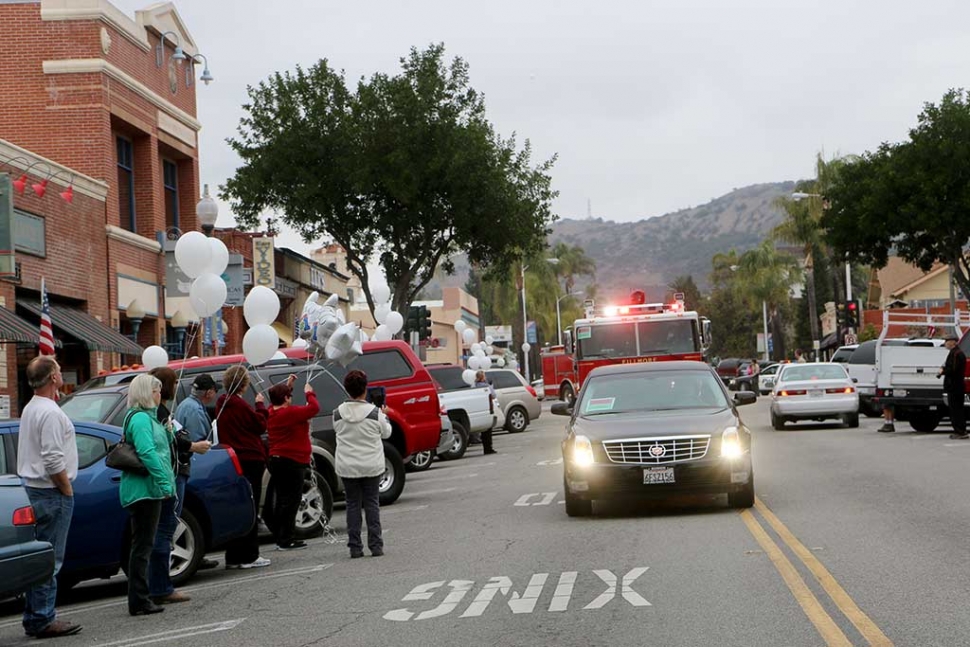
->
[59,392,124,423]
[577,370,728,415]
[576,320,698,360]
[779,365,848,382]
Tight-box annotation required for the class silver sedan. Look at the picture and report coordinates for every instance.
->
[770,363,859,430]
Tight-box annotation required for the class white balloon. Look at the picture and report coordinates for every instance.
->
[454,320,467,333]
[371,283,391,305]
[485,335,495,345]
[272,351,287,360]
[374,303,392,325]
[292,338,309,349]
[522,342,532,352]
[141,345,168,369]
[385,311,404,334]
[244,285,281,327]
[485,345,494,356]
[470,342,483,354]
[496,357,506,367]
[462,369,477,386]
[189,273,227,317]
[206,238,230,276]
[326,322,360,363]
[467,356,481,370]
[373,324,393,341]
[462,328,476,345]
[175,231,212,279]
[474,349,486,358]
[243,324,279,366]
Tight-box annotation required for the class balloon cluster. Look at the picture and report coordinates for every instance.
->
[242,285,282,366]
[369,279,403,341]
[298,292,363,367]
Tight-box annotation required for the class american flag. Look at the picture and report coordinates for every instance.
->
[39,278,55,356]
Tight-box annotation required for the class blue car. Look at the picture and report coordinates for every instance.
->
[0,420,255,589]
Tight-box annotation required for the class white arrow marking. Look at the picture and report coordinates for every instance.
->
[96,619,245,647]
[584,568,651,609]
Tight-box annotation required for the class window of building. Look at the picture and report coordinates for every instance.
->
[163,159,179,230]
[116,137,135,231]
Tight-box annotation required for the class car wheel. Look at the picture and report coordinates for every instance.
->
[843,413,860,428]
[909,412,941,433]
[438,421,468,460]
[560,383,575,407]
[170,508,204,586]
[770,411,785,431]
[406,450,435,473]
[564,480,592,517]
[263,469,333,540]
[505,406,529,433]
[728,472,755,509]
[379,442,406,506]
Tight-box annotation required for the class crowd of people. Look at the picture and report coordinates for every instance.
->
[15,357,391,638]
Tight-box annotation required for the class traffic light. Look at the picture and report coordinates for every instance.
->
[405,305,420,335]
[418,305,432,340]
[846,300,859,328]
[836,303,846,329]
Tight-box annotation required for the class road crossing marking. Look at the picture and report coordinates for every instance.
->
[410,473,479,484]
[383,568,650,621]
[536,458,563,466]
[404,487,457,497]
[514,492,558,506]
[381,504,430,515]
[96,619,246,647]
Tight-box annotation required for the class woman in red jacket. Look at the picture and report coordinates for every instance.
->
[266,376,320,550]
[216,365,270,569]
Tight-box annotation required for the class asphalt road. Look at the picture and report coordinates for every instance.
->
[2,398,969,646]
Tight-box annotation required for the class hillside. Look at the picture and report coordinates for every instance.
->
[548,182,795,301]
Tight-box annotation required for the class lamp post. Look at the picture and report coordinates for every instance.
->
[556,291,582,347]
[126,298,146,347]
[196,184,219,237]
[171,309,189,357]
[520,258,559,384]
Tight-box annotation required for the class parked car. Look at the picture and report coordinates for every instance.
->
[0,475,54,599]
[716,358,758,396]
[485,369,542,433]
[830,344,859,364]
[553,361,756,517]
[425,364,497,456]
[758,364,781,395]
[0,420,254,589]
[770,363,860,430]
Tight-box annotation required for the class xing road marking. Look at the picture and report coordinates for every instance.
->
[753,498,894,647]
[409,473,480,484]
[739,509,852,647]
[405,487,457,496]
[383,569,650,621]
[381,504,430,515]
[514,492,558,506]
[95,618,246,647]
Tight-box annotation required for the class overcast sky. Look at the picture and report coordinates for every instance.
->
[115,0,968,255]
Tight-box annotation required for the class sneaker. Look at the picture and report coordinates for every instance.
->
[277,541,308,551]
[877,424,896,433]
[949,433,969,440]
[239,556,271,569]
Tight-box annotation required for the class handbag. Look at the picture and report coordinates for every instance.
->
[105,411,150,476]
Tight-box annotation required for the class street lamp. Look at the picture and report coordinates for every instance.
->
[556,291,582,347]
[171,309,189,356]
[520,257,559,383]
[126,298,146,341]
[196,184,219,236]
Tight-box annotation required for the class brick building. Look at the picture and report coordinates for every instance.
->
[0,0,210,414]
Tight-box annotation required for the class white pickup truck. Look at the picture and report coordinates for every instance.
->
[425,364,500,460]
[874,312,968,432]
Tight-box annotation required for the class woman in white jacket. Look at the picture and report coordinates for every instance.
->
[333,370,392,558]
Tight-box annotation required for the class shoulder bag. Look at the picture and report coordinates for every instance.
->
[105,410,150,475]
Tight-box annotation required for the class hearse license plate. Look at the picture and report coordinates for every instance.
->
[644,467,675,484]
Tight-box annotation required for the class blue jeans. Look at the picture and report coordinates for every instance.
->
[22,487,74,635]
[148,474,186,598]
[343,476,382,554]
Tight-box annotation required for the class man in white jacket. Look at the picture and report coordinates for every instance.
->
[334,370,392,558]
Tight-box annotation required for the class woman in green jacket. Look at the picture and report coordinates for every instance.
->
[120,374,176,616]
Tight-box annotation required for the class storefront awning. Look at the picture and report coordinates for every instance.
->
[20,301,143,355]
[272,321,294,346]
[0,306,59,346]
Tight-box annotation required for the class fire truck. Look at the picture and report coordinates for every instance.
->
[540,291,711,404]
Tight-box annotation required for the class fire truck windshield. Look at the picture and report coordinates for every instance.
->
[577,319,698,360]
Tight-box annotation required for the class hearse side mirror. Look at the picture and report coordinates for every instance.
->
[733,391,757,406]
[551,402,573,416]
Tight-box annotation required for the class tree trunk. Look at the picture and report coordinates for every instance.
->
[805,264,820,348]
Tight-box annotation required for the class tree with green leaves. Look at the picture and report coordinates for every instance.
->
[223,44,557,317]
[736,240,800,360]
[822,89,970,301]
[667,275,702,310]
[550,242,596,295]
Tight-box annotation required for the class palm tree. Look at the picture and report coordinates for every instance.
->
[551,242,596,294]
[737,240,801,360]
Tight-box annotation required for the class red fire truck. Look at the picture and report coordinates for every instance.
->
[540,291,711,404]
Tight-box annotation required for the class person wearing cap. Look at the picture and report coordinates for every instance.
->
[172,374,220,571]
[939,335,967,439]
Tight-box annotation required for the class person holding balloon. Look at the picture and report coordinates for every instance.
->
[216,365,271,569]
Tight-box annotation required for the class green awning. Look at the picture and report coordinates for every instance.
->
[19,301,142,355]
[0,306,57,345]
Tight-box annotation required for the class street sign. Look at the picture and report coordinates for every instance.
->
[844,333,858,345]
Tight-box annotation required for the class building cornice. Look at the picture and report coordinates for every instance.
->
[106,225,161,253]
[0,139,108,201]
[43,58,202,132]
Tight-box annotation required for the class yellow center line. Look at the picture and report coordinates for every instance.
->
[739,509,852,647]
[754,498,894,647]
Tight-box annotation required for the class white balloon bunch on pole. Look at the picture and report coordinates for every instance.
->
[242,285,282,366]
[176,232,229,319]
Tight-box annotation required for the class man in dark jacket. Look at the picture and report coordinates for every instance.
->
[940,335,967,439]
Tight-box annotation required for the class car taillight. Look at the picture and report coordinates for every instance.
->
[779,389,807,397]
[526,385,537,398]
[826,387,855,394]
[13,505,36,526]
[226,447,244,476]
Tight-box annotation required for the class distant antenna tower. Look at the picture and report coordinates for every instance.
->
[587,198,592,219]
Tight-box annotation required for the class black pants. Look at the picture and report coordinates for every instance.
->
[343,476,382,554]
[127,499,162,612]
[268,457,307,547]
[481,428,494,453]
[949,390,967,434]
[225,459,265,565]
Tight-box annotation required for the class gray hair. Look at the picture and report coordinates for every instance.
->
[128,373,162,410]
